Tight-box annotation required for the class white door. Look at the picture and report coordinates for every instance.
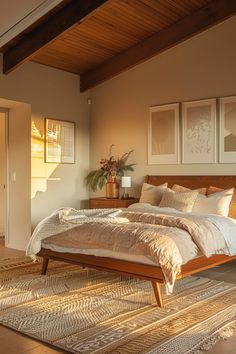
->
[0,113,6,237]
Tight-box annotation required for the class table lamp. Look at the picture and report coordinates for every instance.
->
[121,176,131,199]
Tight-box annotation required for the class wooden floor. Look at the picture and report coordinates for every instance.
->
[0,241,236,354]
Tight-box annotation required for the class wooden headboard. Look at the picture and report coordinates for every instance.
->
[146,175,236,218]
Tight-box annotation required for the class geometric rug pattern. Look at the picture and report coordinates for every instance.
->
[0,257,236,354]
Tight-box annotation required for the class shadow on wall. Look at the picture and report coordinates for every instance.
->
[31,119,59,198]
[31,118,89,229]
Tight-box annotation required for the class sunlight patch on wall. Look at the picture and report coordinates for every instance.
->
[31,117,60,199]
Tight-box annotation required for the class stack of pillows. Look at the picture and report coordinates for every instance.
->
[139,182,234,217]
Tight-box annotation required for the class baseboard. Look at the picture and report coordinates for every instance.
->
[5,242,26,252]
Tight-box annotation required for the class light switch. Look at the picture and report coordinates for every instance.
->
[11,172,16,182]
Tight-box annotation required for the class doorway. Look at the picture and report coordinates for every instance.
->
[0,109,8,246]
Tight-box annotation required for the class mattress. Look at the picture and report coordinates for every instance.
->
[41,241,158,265]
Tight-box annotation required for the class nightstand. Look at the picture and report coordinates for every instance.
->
[89,197,139,209]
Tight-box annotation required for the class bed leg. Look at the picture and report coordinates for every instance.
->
[152,282,164,308]
[42,257,49,275]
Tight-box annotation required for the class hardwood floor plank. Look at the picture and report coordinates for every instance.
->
[0,325,10,337]
[23,343,68,353]
[0,329,41,353]
[0,241,25,258]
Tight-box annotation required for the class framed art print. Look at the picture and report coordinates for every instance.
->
[182,99,216,164]
[45,118,75,163]
[148,103,179,164]
[219,96,236,163]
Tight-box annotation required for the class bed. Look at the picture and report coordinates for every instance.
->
[34,175,236,308]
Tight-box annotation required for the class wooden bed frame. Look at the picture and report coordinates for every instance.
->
[37,175,236,308]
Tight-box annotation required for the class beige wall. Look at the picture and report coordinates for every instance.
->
[0,112,5,235]
[0,57,90,249]
[90,16,236,197]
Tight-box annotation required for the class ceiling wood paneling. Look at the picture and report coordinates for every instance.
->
[81,0,236,91]
[2,0,108,74]
[32,0,214,75]
[1,0,236,91]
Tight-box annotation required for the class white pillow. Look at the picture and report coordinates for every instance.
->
[139,182,168,205]
[193,188,234,216]
[159,188,199,212]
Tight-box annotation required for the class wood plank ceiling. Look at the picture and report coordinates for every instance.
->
[32,0,212,74]
[1,0,236,91]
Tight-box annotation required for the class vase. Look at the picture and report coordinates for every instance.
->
[106,175,119,199]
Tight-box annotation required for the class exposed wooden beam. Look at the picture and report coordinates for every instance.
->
[3,0,108,74]
[80,0,236,91]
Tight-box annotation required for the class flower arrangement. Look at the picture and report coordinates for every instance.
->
[86,145,135,192]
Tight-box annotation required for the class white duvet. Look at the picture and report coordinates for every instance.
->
[128,203,236,255]
[26,203,236,292]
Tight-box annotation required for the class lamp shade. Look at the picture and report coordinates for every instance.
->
[121,176,131,188]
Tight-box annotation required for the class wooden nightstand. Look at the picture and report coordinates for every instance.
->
[89,197,139,209]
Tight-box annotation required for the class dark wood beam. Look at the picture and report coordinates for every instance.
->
[3,0,108,74]
[80,0,236,91]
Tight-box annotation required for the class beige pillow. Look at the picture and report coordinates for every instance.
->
[172,184,207,214]
[194,188,234,216]
[172,184,207,195]
[173,184,234,216]
[159,188,199,212]
[139,182,168,205]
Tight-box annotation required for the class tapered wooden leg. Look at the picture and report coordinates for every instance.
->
[42,257,49,275]
[152,282,164,308]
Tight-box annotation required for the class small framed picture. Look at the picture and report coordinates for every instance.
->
[182,99,217,164]
[44,118,75,163]
[219,96,236,163]
[148,103,180,164]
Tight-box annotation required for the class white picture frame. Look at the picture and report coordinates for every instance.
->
[182,99,217,164]
[45,118,75,163]
[219,96,236,163]
[148,103,179,164]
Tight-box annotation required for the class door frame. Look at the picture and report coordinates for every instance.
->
[0,108,9,245]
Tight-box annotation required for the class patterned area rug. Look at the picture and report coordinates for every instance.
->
[0,258,236,354]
